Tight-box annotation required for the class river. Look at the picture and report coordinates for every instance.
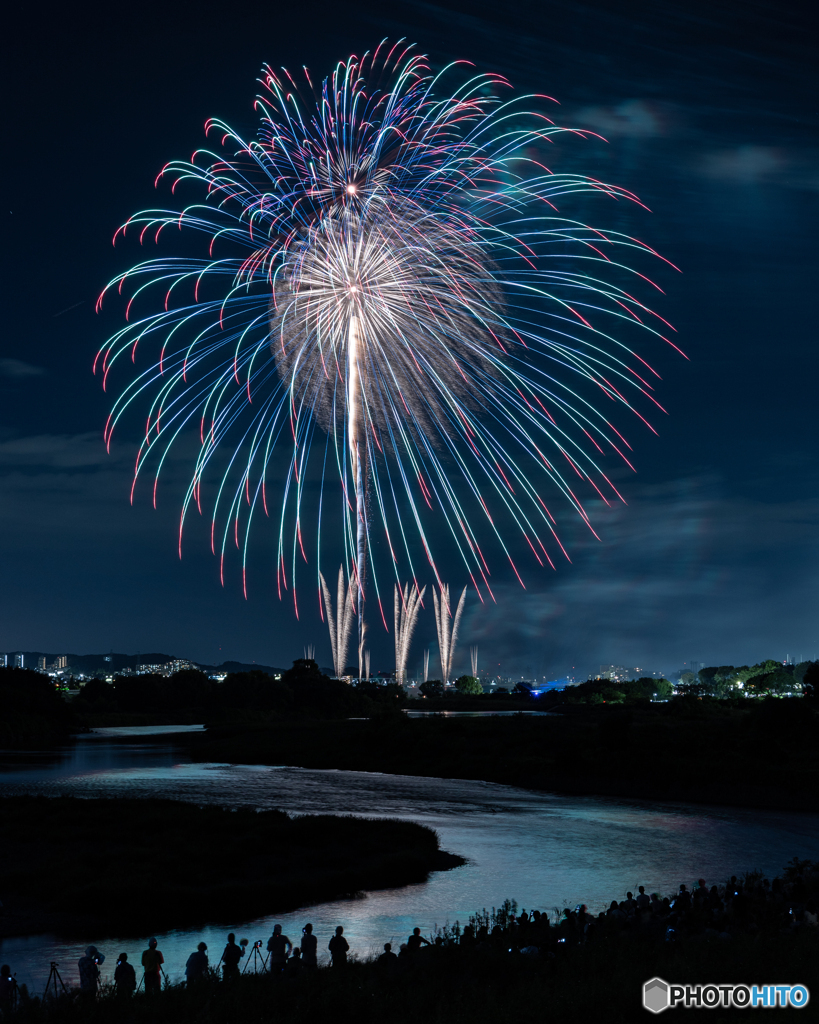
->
[2,727,819,992]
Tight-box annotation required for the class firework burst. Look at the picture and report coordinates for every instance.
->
[96,42,678,655]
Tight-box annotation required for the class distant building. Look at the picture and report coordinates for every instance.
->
[599,664,666,682]
[599,664,629,682]
[168,659,198,674]
[0,654,6,668]
[135,659,199,677]
[55,656,67,670]
[14,654,24,669]
[38,656,47,671]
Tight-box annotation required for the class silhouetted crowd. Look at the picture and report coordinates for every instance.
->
[1,864,816,1011]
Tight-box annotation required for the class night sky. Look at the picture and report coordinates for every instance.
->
[2,0,816,679]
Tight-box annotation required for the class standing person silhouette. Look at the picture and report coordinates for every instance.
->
[266,925,293,972]
[406,927,431,953]
[328,926,349,967]
[377,943,398,969]
[0,965,18,1015]
[300,923,318,971]
[284,948,304,978]
[141,938,164,994]
[78,946,104,997]
[114,953,136,996]
[185,943,209,983]
[221,933,244,979]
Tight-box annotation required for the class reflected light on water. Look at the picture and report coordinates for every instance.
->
[2,736,818,991]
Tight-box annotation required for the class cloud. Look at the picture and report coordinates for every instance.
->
[700,146,787,184]
[573,100,667,139]
[0,433,116,468]
[0,358,45,378]
[697,145,819,190]
[457,477,819,678]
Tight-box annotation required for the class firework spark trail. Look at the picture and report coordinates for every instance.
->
[423,648,430,684]
[319,566,356,677]
[96,43,679,634]
[348,314,368,673]
[471,644,478,678]
[394,582,427,685]
[434,584,467,682]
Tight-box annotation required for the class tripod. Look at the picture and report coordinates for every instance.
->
[242,942,269,974]
[43,962,67,1000]
[136,965,168,993]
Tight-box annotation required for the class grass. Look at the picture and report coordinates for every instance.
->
[0,797,462,939]
[7,922,818,1023]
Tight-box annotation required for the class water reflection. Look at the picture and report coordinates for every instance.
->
[404,710,551,717]
[2,736,819,993]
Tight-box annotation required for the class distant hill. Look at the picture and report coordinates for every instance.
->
[3,652,284,676]
[212,660,284,676]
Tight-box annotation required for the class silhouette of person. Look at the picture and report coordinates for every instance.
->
[0,965,17,1016]
[635,886,651,911]
[114,952,136,996]
[185,942,209,983]
[406,927,431,953]
[284,947,304,979]
[267,924,293,972]
[141,938,164,994]
[300,923,318,970]
[78,945,105,996]
[328,926,349,967]
[221,933,244,979]
[674,885,691,912]
[377,943,398,969]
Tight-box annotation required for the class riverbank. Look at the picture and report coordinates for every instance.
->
[7,905,817,1023]
[189,699,819,812]
[0,797,463,940]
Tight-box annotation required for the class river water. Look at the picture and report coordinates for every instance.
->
[2,728,819,992]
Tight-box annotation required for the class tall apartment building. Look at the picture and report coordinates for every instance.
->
[14,653,24,669]
[0,654,7,668]
[38,656,47,671]
[55,655,67,670]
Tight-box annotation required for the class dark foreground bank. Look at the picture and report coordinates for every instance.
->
[190,697,819,812]
[0,798,462,939]
[4,860,818,1024]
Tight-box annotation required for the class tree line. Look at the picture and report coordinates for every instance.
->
[72,659,405,718]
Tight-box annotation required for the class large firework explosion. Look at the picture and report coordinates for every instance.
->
[96,42,678,669]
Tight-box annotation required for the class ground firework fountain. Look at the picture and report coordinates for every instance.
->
[434,585,467,683]
[319,567,356,679]
[394,583,427,686]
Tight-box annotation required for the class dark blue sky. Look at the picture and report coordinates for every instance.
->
[2,0,816,678]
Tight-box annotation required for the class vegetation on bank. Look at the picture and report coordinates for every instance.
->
[190,694,819,811]
[8,654,814,742]
[0,797,461,939]
[71,659,405,727]
[0,669,76,748]
[6,902,817,1023]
